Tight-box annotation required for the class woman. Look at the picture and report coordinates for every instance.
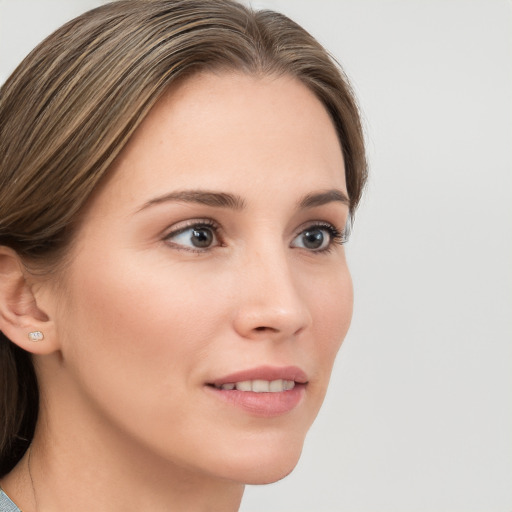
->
[0,0,367,510]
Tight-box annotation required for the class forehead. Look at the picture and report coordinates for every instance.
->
[91,72,347,212]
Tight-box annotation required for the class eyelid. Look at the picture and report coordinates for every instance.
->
[162,218,222,252]
[163,217,219,236]
[292,220,350,252]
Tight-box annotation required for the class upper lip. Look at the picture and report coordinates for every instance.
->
[209,365,308,387]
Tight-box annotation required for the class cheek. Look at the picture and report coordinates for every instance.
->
[306,265,353,382]
[57,253,224,418]
[70,269,210,356]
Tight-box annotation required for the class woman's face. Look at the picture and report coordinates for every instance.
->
[48,72,352,484]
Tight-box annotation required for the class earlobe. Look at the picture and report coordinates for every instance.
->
[0,246,58,355]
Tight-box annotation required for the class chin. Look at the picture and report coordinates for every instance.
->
[212,432,306,485]
[225,454,303,486]
[240,459,300,485]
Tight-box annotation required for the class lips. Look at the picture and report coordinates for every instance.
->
[205,366,308,417]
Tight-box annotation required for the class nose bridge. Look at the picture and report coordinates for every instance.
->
[233,236,311,339]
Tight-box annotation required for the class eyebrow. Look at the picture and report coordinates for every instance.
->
[298,189,350,209]
[137,188,349,212]
[138,190,246,211]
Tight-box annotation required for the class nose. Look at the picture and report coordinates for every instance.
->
[232,245,312,341]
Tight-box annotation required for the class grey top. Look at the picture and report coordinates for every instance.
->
[0,488,21,512]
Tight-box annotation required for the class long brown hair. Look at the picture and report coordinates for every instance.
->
[0,0,367,476]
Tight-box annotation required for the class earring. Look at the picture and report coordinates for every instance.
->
[28,331,44,342]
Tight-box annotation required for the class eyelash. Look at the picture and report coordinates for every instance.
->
[163,219,222,253]
[162,219,349,254]
[302,222,349,253]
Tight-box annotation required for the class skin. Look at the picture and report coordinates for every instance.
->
[0,72,353,511]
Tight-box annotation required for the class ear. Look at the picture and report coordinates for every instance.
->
[0,246,58,355]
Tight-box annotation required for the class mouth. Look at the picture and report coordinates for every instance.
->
[210,379,297,392]
[205,366,308,417]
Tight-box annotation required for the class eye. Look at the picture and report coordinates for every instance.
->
[291,223,346,252]
[164,221,220,251]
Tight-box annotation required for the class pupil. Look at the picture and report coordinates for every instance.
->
[303,229,324,249]
[192,228,213,247]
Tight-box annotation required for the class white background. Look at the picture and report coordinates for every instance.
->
[1,1,511,511]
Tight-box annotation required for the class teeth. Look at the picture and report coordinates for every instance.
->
[252,379,269,392]
[283,380,295,391]
[236,381,252,392]
[269,379,284,392]
[216,379,296,392]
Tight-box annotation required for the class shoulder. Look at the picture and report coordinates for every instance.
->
[0,488,21,512]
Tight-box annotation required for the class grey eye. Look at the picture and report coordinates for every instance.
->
[291,227,330,251]
[189,227,214,247]
[166,225,217,249]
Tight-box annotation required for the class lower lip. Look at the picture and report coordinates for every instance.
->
[205,384,306,417]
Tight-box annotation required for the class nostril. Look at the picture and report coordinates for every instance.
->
[254,326,278,332]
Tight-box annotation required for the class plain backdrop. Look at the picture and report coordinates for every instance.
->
[1,1,511,511]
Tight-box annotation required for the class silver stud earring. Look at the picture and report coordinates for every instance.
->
[28,331,44,342]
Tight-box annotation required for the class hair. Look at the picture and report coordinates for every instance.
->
[0,0,367,476]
